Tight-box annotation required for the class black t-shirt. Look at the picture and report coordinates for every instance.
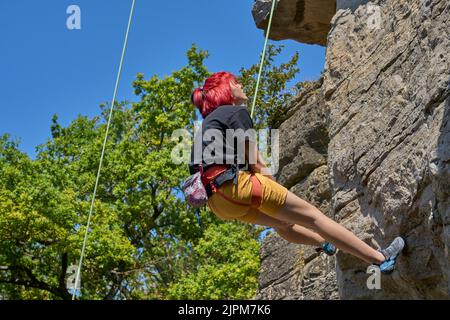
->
[189,105,256,175]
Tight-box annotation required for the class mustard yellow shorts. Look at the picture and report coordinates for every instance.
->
[207,170,289,224]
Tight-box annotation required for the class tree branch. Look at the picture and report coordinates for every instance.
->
[0,265,71,300]
[58,252,68,296]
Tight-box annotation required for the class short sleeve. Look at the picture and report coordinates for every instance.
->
[228,107,256,143]
[228,107,253,130]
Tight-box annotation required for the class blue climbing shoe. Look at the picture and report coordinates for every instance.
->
[377,237,405,274]
[315,242,337,256]
[378,256,397,274]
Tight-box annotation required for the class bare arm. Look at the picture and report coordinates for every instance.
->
[245,140,276,181]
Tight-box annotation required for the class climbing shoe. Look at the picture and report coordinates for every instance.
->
[315,242,337,256]
[377,237,405,274]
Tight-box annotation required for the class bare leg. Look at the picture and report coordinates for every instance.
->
[248,208,326,247]
[277,224,326,247]
[271,191,385,264]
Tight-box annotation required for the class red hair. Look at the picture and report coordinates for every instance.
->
[191,72,238,118]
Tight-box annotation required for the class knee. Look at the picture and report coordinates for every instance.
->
[277,193,324,229]
[274,222,294,234]
[274,224,296,242]
[305,214,328,232]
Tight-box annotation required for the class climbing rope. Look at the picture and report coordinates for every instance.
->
[72,0,136,300]
[250,0,278,119]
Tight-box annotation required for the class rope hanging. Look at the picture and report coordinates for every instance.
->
[72,0,136,300]
[250,0,278,119]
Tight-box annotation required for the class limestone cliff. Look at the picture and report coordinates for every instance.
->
[256,78,339,299]
[253,0,450,299]
[252,0,337,45]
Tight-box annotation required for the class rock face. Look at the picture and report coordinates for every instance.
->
[256,78,339,300]
[255,231,338,299]
[254,0,450,299]
[252,0,337,46]
[324,0,450,299]
[336,0,372,11]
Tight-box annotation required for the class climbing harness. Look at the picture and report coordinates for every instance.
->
[201,164,263,209]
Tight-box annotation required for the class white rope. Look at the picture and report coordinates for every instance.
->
[72,0,136,300]
[250,0,277,119]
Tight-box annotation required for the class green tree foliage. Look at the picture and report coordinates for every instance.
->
[238,44,299,130]
[167,223,261,299]
[0,44,300,299]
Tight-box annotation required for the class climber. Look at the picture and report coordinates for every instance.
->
[188,71,405,273]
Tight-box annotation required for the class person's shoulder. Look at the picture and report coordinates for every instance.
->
[230,106,251,119]
[205,105,231,117]
[217,105,236,114]
[206,105,240,120]
[232,105,248,112]
[205,105,250,122]
[222,105,249,116]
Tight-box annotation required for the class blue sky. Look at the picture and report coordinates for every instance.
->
[0,0,325,159]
